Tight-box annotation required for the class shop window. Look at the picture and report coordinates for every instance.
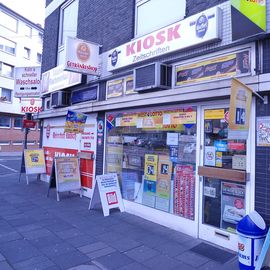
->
[202,108,247,233]
[0,36,16,55]
[58,0,79,65]
[14,117,23,128]
[0,115,11,128]
[1,88,12,102]
[106,76,135,99]
[0,62,14,78]
[0,11,18,32]
[38,32,43,43]
[24,47,31,59]
[105,106,197,219]
[135,0,186,37]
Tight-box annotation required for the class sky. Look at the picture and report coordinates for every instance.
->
[1,0,46,27]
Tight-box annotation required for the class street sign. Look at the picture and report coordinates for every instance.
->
[23,120,36,129]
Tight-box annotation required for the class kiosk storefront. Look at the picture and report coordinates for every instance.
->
[104,99,254,251]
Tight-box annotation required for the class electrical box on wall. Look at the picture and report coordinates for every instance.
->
[134,62,172,92]
[50,91,70,108]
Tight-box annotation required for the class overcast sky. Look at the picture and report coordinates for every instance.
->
[1,0,46,27]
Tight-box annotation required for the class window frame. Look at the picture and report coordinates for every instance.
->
[0,115,11,128]
[0,62,14,78]
[0,36,16,55]
[23,47,31,59]
[0,11,18,32]
[13,117,23,129]
[24,24,32,37]
[1,88,12,102]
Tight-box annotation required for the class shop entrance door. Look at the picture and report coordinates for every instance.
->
[198,105,251,251]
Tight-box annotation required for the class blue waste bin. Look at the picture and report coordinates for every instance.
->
[237,211,268,270]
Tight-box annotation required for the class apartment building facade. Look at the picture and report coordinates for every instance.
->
[39,0,270,251]
[0,3,43,152]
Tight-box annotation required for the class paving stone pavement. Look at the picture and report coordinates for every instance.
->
[0,172,239,270]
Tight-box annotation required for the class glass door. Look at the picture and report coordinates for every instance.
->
[198,105,250,251]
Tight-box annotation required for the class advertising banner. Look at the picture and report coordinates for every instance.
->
[55,157,81,192]
[64,110,88,134]
[228,78,252,139]
[64,37,100,76]
[231,0,266,41]
[24,149,46,174]
[174,165,195,220]
[176,50,250,86]
[221,182,245,231]
[107,6,221,71]
[41,65,81,96]
[14,66,41,97]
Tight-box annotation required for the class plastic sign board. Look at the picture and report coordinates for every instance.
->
[21,98,42,113]
[107,6,222,71]
[24,149,46,175]
[40,65,82,96]
[54,156,81,193]
[89,173,124,217]
[64,110,87,134]
[23,119,36,129]
[14,66,41,97]
[64,37,100,76]
[231,0,266,41]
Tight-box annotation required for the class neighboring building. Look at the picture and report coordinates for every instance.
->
[39,0,270,251]
[0,3,43,152]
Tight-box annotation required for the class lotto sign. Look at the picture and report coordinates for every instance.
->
[89,173,124,216]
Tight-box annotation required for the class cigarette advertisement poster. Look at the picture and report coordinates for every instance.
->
[144,154,158,181]
[64,110,87,134]
[157,156,172,199]
[228,78,252,140]
[55,157,81,192]
[221,182,245,231]
[24,149,46,174]
[176,51,250,86]
[257,117,270,146]
[174,165,195,220]
[106,144,123,175]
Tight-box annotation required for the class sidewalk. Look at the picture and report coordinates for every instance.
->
[0,172,239,270]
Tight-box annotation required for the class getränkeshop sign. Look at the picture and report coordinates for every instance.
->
[107,6,222,71]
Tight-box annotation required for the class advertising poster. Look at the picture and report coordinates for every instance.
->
[174,165,195,220]
[214,140,228,152]
[24,149,46,174]
[221,182,245,231]
[125,76,136,95]
[228,78,252,140]
[215,152,223,167]
[144,154,158,181]
[204,109,225,120]
[257,117,270,146]
[121,171,138,200]
[55,157,81,192]
[14,66,41,97]
[64,110,87,134]
[156,156,172,212]
[176,51,250,85]
[204,146,216,167]
[106,144,123,175]
[107,79,124,98]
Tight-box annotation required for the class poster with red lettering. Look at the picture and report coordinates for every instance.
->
[173,165,195,220]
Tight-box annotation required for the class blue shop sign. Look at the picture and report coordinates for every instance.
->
[71,86,97,104]
[214,140,227,152]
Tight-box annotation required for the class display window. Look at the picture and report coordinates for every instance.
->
[105,106,197,220]
[202,108,247,233]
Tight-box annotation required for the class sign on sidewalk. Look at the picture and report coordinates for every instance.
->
[47,156,82,201]
[89,173,124,216]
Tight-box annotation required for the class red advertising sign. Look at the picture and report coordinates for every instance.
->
[174,165,195,220]
[228,142,246,151]
[23,120,36,129]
